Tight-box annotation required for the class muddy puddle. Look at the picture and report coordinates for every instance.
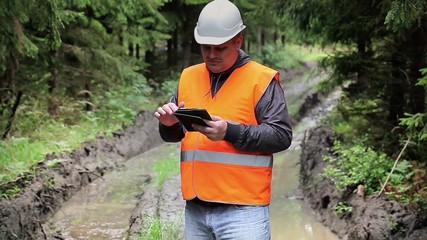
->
[51,143,338,240]
[50,144,179,239]
[50,66,341,239]
[271,148,338,240]
[51,135,339,239]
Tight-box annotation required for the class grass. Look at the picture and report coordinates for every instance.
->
[0,87,148,186]
[0,42,328,190]
[141,148,183,239]
[252,43,328,71]
[279,44,331,118]
[139,215,184,240]
[151,150,180,189]
[0,138,46,182]
[285,43,330,63]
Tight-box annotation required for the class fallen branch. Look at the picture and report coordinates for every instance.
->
[377,137,411,197]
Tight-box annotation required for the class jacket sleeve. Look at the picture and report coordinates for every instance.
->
[223,80,293,153]
[158,93,185,142]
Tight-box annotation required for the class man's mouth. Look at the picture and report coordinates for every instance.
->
[208,60,221,65]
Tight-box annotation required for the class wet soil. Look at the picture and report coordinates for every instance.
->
[0,111,164,239]
[299,126,427,240]
[2,60,426,240]
[0,61,320,240]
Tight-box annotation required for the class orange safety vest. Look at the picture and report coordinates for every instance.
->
[177,60,280,205]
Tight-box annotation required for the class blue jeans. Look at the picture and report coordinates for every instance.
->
[184,200,271,240]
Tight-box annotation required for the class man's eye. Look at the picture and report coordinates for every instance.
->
[202,46,226,51]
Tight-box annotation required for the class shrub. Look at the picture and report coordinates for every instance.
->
[323,141,411,195]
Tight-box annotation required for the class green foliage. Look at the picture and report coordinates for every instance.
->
[385,0,427,34]
[46,158,65,168]
[400,113,427,141]
[323,141,407,194]
[94,90,138,126]
[384,160,427,209]
[320,50,362,83]
[0,82,149,184]
[323,138,426,209]
[0,138,46,183]
[387,160,414,187]
[418,68,427,88]
[0,0,172,186]
[398,68,427,156]
[333,201,353,217]
[0,185,21,200]
[277,0,427,211]
[139,216,183,240]
[282,0,387,46]
[152,152,179,189]
[325,94,387,145]
[155,71,180,102]
[0,0,62,55]
[184,0,210,5]
[252,44,305,70]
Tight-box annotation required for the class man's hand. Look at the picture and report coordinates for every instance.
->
[154,102,184,126]
[193,115,227,141]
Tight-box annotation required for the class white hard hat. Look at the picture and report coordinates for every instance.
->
[194,0,246,45]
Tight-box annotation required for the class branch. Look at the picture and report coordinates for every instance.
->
[377,137,411,197]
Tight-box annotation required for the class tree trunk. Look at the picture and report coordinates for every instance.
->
[84,82,92,111]
[136,44,140,59]
[145,49,155,84]
[129,43,134,57]
[389,44,406,125]
[406,16,427,114]
[181,4,203,66]
[0,52,18,110]
[167,31,179,67]
[256,26,262,54]
[48,50,59,116]
[2,90,22,139]
[356,40,368,90]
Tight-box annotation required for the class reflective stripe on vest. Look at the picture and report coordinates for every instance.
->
[178,60,280,205]
[181,150,273,168]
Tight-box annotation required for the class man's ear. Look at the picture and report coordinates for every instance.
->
[235,35,243,49]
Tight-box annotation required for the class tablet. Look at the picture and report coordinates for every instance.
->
[174,108,212,131]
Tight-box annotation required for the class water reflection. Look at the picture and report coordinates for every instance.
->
[51,145,176,240]
[52,144,338,240]
[271,149,338,240]
[51,137,339,240]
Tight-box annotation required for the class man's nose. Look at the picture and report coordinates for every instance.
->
[208,49,217,58]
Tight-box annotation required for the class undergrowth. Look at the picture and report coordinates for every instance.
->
[323,84,427,209]
[151,151,180,189]
[0,43,326,197]
[0,85,149,186]
[139,215,183,240]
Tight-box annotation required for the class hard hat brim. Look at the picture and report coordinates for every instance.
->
[194,26,246,45]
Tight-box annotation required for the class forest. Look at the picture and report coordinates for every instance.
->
[0,0,426,224]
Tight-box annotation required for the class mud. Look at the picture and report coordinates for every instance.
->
[2,60,426,240]
[299,126,427,240]
[0,61,320,240]
[0,111,164,239]
[0,61,325,240]
[128,175,185,240]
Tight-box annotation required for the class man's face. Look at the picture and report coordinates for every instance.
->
[200,35,242,73]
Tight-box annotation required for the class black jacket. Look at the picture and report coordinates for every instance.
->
[159,49,292,153]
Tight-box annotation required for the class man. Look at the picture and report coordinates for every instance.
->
[154,0,292,239]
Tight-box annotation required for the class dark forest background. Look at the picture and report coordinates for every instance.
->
[1,0,426,208]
